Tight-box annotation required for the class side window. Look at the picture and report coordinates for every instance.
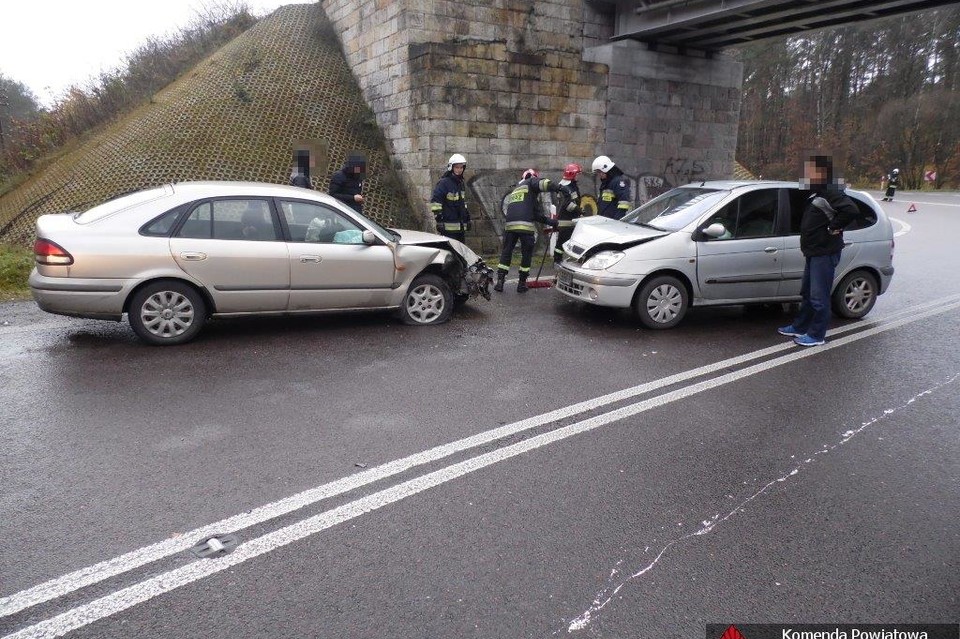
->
[788,191,807,235]
[280,201,363,244]
[175,200,277,241]
[703,202,737,240]
[845,199,877,231]
[141,206,184,237]
[177,202,212,239]
[734,189,777,238]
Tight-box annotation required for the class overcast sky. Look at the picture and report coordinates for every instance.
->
[0,0,315,108]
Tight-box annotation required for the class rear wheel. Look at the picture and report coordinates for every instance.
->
[832,270,878,318]
[634,275,688,329]
[128,280,206,345]
[399,274,453,325]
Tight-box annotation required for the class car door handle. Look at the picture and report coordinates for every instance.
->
[299,255,322,263]
[180,252,207,261]
[763,247,778,253]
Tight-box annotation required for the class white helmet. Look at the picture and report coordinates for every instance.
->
[592,155,615,173]
[447,153,467,172]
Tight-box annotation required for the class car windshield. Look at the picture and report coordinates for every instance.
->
[621,188,728,231]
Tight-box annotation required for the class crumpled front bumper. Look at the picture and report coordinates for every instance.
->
[554,264,639,307]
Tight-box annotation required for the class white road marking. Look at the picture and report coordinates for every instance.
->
[889,217,911,237]
[3,294,960,621]
[564,372,960,633]
[4,295,955,620]
[5,298,960,639]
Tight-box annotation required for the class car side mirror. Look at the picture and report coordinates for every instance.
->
[362,230,378,245]
[702,223,727,238]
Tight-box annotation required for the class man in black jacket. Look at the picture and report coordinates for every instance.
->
[329,154,365,213]
[494,169,566,293]
[778,155,859,347]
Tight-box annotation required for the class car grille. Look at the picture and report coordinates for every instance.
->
[556,273,583,297]
[568,244,585,256]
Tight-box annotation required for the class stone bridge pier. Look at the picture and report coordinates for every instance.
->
[320,0,742,253]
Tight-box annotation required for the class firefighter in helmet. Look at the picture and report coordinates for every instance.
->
[494,169,567,293]
[553,163,583,265]
[592,155,632,219]
[882,168,900,201]
[431,154,470,242]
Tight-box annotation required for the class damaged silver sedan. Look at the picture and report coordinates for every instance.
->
[29,182,494,345]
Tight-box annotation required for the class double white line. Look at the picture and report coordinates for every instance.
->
[4,294,960,638]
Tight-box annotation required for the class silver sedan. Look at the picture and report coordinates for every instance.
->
[30,182,493,344]
[556,181,895,328]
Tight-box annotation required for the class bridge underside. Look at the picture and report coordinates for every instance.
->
[593,0,954,50]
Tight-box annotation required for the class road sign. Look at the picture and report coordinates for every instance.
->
[924,170,937,182]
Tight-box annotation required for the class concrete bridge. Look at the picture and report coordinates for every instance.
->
[318,0,954,246]
[599,0,952,50]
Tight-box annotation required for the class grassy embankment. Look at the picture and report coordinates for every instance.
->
[0,244,32,301]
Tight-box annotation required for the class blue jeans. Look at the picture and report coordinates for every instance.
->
[792,253,840,340]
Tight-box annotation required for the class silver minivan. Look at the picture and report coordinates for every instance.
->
[555,181,895,328]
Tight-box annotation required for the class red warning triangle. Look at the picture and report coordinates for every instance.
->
[720,626,749,639]
[907,203,917,213]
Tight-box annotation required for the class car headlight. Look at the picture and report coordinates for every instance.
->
[582,251,625,270]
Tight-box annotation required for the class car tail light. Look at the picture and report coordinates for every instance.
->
[34,238,74,265]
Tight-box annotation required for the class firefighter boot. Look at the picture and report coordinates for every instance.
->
[493,272,505,292]
[517,273,529,293]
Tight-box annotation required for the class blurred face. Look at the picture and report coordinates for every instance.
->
[595,169,608,180]
[452,163,465,176]
[804,160,827,184]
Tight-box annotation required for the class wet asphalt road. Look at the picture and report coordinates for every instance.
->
[1,190,958,638]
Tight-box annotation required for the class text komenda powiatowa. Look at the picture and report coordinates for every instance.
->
[782,630,929,639]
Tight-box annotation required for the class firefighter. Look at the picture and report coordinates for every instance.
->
[494,169,567,294]
[430,154,470,242]
[882,168,900,201]
[553,163,583,264]
[592,155,632,219]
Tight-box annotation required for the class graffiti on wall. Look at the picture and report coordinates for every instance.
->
[662,157,706,187]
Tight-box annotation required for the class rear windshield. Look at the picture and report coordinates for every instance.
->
[621,187,728,231]
[74,185,174,224]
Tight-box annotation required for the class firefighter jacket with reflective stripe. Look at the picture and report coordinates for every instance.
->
[504,177,559,233]
[430,172,469,232]
[597,168,631,220]
[555,178,582,227]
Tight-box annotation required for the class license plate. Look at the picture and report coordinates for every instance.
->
[557,270,573,287]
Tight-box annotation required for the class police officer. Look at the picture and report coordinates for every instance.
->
[329,154,365,213]
[430,154,470,242]
[494,169,566,294]
[553,163,583,264]
[882,168,900,201]
[592,155,631,219]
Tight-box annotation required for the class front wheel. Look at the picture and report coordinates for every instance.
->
[634,275,689,329]
[832,270,878,318]
[399,274,454,325]
[128,280,207,345]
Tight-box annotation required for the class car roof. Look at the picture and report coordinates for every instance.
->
[675,180,800,190]
[169,180,335,201]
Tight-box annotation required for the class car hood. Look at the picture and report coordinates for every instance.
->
[393,229,482,265]
[565,216,669,258]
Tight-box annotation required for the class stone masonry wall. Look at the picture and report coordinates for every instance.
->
[320,0,613,253]
[319,0,742,253]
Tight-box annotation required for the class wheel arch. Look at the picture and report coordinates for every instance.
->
[631,269,695,307]
[832,265,882,295]
[123,277,215,317]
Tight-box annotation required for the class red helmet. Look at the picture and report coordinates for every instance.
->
[563,163,582,180]
[521,168,539,181]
